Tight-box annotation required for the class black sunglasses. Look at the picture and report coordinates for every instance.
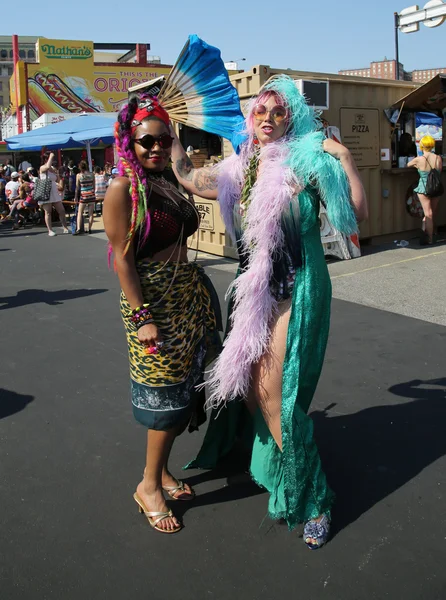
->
[133,133,174,151]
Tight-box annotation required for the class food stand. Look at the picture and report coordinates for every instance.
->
[192,67,446,258]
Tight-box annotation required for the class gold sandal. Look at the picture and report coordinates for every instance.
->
[133,493,182,534]
[162,480,195,501]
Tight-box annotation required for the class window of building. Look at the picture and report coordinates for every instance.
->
[0,82,2,90]
[8,67,13,76]
[19,49,25,59]
[0,95,3,105]
[9,50,13,58]
[27,49,35,59]
[0,49,7,59]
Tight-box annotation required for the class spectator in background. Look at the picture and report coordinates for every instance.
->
[18,157,33,171]
[108,167,119,187]
[39,152,69,237]
[4,172,24,227]
[61,160,78,203]
[3,159,15,180]
[399,133,417,158]
[74,160,96,235]
[5,172,21,205]
[27,167,39,183]
[94,166,107,213]
[9,172,35,229]
[103,163,112,183]
[0,168,7,217]
[20,172,36,209]
[408,134,443,244]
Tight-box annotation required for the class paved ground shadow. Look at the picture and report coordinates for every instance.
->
[174,447,264,520]
[0,227,45,237]
[0,388,34,420]
[0,288,108,310]
[313,377,446,535]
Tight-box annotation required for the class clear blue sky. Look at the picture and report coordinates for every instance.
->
[6,0,446,72]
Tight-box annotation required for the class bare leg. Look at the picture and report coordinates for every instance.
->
[418,194,434,242]
[250,298,292,450]
[431,197,440,235]
[88,203,95,231]
[161,431,193,498]
[7,199,22,218]
[54,202,68,231]
[42,204,53,234]
[249,298,325,539]
[76,203,84,233]
[136,428,180,531]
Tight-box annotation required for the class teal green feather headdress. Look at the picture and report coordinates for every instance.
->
[261,75,358,235]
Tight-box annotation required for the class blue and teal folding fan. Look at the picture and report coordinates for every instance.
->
[158,35,245,151]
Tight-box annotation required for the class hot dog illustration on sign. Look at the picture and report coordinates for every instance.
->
[28,72,99,116]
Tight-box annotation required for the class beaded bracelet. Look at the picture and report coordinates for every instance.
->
[131,304,152,324]
[135,317,155,331]
[131,304,155,331]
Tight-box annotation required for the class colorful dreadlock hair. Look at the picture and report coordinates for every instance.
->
[113,94,170,257]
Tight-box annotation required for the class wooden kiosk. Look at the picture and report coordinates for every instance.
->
[192,68,445,258]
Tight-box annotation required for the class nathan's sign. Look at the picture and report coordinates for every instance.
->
[41,43,93,60]
[28,38,171,118]
[37,39,94,65]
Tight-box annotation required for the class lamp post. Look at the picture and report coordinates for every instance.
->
[229,58,246,70]
[394,12,400,80]
[395,0,446,80]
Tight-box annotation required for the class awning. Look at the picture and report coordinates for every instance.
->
[392,74,446,113]
[5,113,117,170]
[5,113,117,152]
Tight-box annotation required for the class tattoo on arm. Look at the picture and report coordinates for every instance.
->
[175,158,218,192]
[192,168,218,192]
[175,157,194,181]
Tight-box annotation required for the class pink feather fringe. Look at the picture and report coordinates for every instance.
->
[206,142,303,407]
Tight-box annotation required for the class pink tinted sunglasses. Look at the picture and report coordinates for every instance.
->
[253,104,288,124]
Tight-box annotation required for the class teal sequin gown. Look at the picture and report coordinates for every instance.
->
[186,187,336,530]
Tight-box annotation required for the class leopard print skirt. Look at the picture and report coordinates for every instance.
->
[120,260,221,430]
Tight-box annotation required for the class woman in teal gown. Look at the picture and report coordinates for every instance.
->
[171,75,368,548]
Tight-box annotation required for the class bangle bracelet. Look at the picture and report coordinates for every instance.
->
[136,317,155,331]
[131,303,153,324]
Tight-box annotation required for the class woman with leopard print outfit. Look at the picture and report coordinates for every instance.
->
[104,94,222,535]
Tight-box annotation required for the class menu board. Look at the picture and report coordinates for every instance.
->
[340,108,380,168]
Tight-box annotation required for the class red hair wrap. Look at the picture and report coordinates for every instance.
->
[131,97,170,133]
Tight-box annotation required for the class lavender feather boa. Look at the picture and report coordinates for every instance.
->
[205,142,303,406]
[204,74,358,408]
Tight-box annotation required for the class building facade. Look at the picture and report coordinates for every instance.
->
[339,59,406,80]
[340,59,446,82]
[0,35,38,111]
[412,67,446,82]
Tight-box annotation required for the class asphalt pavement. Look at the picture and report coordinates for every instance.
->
[1,224,445,600]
